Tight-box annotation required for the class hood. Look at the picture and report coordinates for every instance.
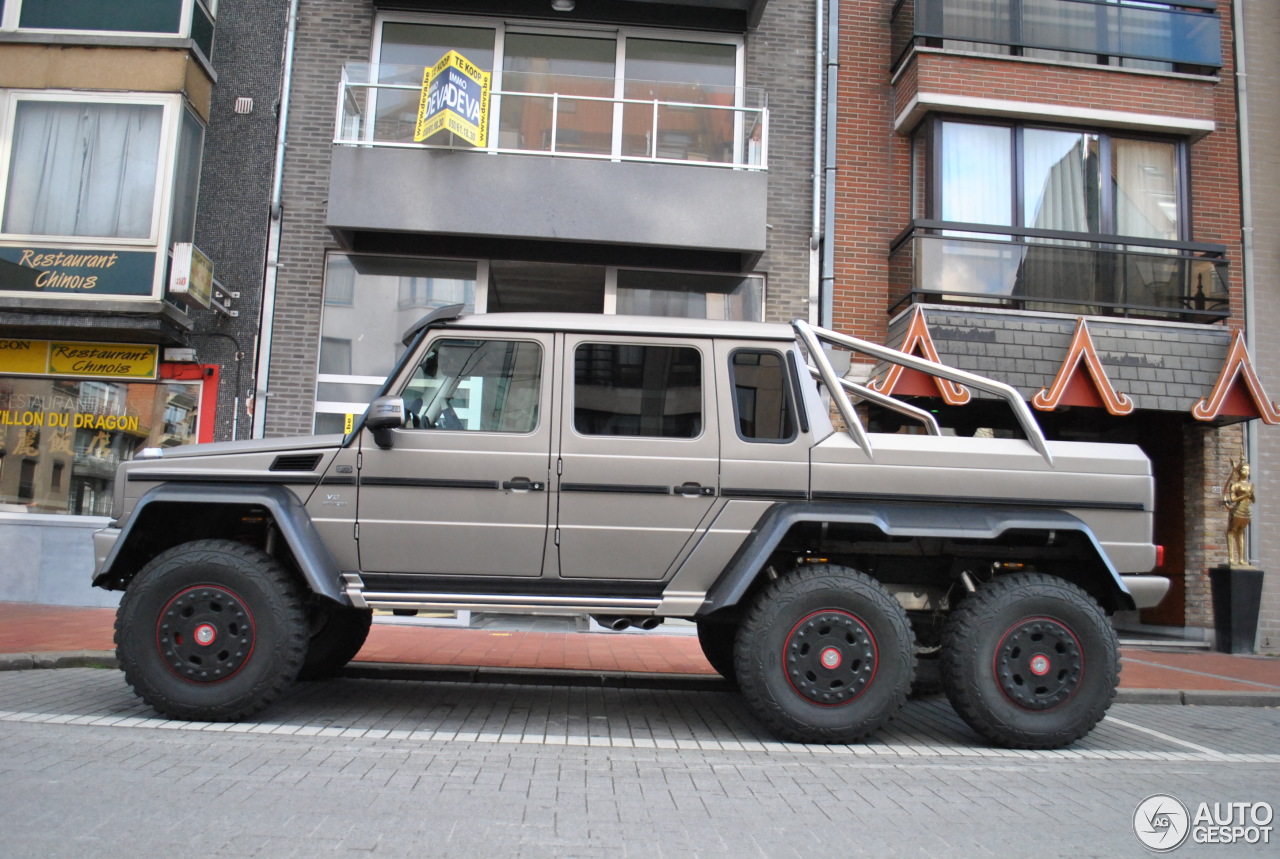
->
[141,434,347,460]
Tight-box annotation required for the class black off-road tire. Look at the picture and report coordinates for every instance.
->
[298,602,373,681]
[940,573,1120,749]
[735,564,915,744]
[695,619,739,685]
[115,539,308,721]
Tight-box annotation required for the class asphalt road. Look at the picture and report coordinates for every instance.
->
[1,668,1277,857]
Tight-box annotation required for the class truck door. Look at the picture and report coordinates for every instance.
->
[556,334,719,580]
[356,331,555,577]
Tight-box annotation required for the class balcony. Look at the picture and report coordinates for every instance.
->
[326,64,769,271]
[889,221,1230,323]
[891,0,1222,73]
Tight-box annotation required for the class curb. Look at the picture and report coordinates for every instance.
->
[0,650,118,671]
[2,652,1277,707]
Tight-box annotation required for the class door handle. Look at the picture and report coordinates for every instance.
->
[503,478,545,492]
[674,482,716,497]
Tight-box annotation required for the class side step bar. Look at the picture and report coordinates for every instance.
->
[342,573,662,616]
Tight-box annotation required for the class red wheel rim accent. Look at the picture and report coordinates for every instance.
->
[155,585,256,683]
[782,609,878,707]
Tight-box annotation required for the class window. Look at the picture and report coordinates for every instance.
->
[617,270,763,320]
[0,375,203,514]
[373,17,744,162]
[401,339,541,433]
[730,350,795,442]
[922,118,1184,240]
[3,100,164,240]
[574,344,702,438]
[169,108,205,246]
[314,254,477,433]
[11,0,217,59]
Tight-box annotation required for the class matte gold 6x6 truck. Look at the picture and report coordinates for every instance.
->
[93,307,1168,748]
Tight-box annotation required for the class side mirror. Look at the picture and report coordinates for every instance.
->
[366,396,405,449]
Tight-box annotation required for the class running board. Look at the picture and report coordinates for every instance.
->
[342,573,661,616]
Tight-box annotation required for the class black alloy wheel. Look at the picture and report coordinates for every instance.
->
[735,564,914,744]
[940,572,1120,749]
[115,539,308,721]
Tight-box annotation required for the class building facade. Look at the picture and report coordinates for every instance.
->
[830,0,1274,645]
[257,0,817,439]
[0,0,286,602]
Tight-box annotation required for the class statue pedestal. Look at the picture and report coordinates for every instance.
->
[1208,565,1264,654]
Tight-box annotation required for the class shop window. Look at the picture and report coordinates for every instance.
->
[573,343,702,438]
[0,375,204,514]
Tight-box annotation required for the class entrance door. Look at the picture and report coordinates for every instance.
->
[556,334,719,580]
[356,332,554,577]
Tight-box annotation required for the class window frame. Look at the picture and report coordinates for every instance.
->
[918,115,1191,242]
[0,0,216,42]
[570,340,706,440]
[0,90,193,250]
[369,12,746,160]
[727,347,799,445]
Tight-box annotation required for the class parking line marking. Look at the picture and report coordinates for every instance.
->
[1103,716,1229,759]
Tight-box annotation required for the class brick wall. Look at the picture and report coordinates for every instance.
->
[748,0,817,324]
[264,0,373,437]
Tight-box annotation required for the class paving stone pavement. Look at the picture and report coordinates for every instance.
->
[1,669,1277,857]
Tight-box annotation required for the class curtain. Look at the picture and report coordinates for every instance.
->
[940,122,1012,228]
[4,101,162,239]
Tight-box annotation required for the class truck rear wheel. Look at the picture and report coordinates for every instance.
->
[115,539,308,721]
[940,573,1119,749]
[735,564,914,743]
[298,602,373,680]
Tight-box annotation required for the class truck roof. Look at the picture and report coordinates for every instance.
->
[439,311,797,342]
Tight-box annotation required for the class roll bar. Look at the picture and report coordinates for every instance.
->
[793,320,1053,465]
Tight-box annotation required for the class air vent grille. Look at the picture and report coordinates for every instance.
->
[270,454,323,472]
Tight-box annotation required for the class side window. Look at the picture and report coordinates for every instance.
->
[730,350,796,442]
[401,339,541,432]
[574,343,702,438]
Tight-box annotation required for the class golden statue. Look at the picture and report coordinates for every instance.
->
[1222,459,1255,566]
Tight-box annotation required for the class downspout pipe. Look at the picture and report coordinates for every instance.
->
[1232,0,1258,562]
[253,0,300,437]
[819,0,839,328]
[809,0,825,324]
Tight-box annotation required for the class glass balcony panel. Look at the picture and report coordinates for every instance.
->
[335,63,766,169]
[894,0,1222,70]
[895,229,1229,320]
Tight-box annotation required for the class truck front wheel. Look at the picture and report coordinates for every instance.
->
[735,564,914,743]
[115,539,308,721]
[940,573,1120,749]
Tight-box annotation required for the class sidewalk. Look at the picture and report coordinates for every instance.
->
[2,601,1277,705]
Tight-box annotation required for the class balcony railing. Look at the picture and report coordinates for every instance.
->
[891,0,1222,72]
[889,221,1230,322]
[335,63,768,170]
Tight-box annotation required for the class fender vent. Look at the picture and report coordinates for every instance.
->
[270,454,323,472]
